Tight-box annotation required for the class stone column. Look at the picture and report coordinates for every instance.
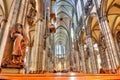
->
[98,44,109,70]
[17,0,26,23]
[0,19,7,45]
[45,37,50,72]
[103,18,117,68]
[85,56,92,73]
[10,0,21,27]
[100,32,113,71]
[38,21,45,72]
[30,20,43,72]
[85,17,98,73]
[42,50,46,72]
[85,58,89,73]
[96,18,117,72]
[80,0,97,73]
[99,47,103,68]
[26,46,33,73]
[78,44,86,73]
[115,37,120,60]
[105,48,112,71]
[75,50,80,71]
[47,48,54,72]
[69,20,73,71]
[30,0,45,73]
[0,0,21,67]
[22,0,29,25]
[74,40,81,71]
[46,48,50,72]
[94,0,120,71]
[70,49,75,71]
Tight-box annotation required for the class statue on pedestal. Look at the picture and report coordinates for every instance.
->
[1,23,29,68]
[10,23,29,64]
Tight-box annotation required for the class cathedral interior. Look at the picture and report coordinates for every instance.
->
[0,0,120,79]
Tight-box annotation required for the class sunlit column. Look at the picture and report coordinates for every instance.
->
[71,49,75,71]
[30,0,45,73]
[114,38,120,60]
[75,50,80,71]
[80,0,97,73]
[94,48,99,72]
[98,18,117,72]
[42,50,46,71]
[30,21,41,72]
[22,0,29,25]
[105,48,112,70]
[26,46,33,73]
[17,0,26,23]
[38,21,45,72]
[0,19,7,45]
[104,19,117,68]
[93,0,120,71]
[98,44,106,69]
[44,37,49,72]
[85,57,92,73]
[85,17,98,73]
[99,29,112,71]
[88,57,92,73]
[79,44,86,73]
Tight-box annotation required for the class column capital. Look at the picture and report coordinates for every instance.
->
[100,15,108,22]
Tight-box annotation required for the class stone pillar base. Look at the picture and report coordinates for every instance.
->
[29,70,47,74]
[1,68,24,74]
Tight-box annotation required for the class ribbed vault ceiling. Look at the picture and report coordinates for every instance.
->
[82,0,120,44]
[56,0,75,17]
[55,0,75,46]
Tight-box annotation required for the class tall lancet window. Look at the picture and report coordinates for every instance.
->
[55,43,65,58]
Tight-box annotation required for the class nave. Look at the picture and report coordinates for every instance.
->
[0,0,120,79]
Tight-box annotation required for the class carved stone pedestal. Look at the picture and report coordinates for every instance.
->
[1,58,24,69]
[1,68,24,74]
[1,58,24,74]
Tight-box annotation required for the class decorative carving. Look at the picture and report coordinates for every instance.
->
[1,23,29,68]
[100,67,106,74]
[50,13,56,22]
[100,33,106,50]
[49,23,56,33]
[27,0,37,25]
